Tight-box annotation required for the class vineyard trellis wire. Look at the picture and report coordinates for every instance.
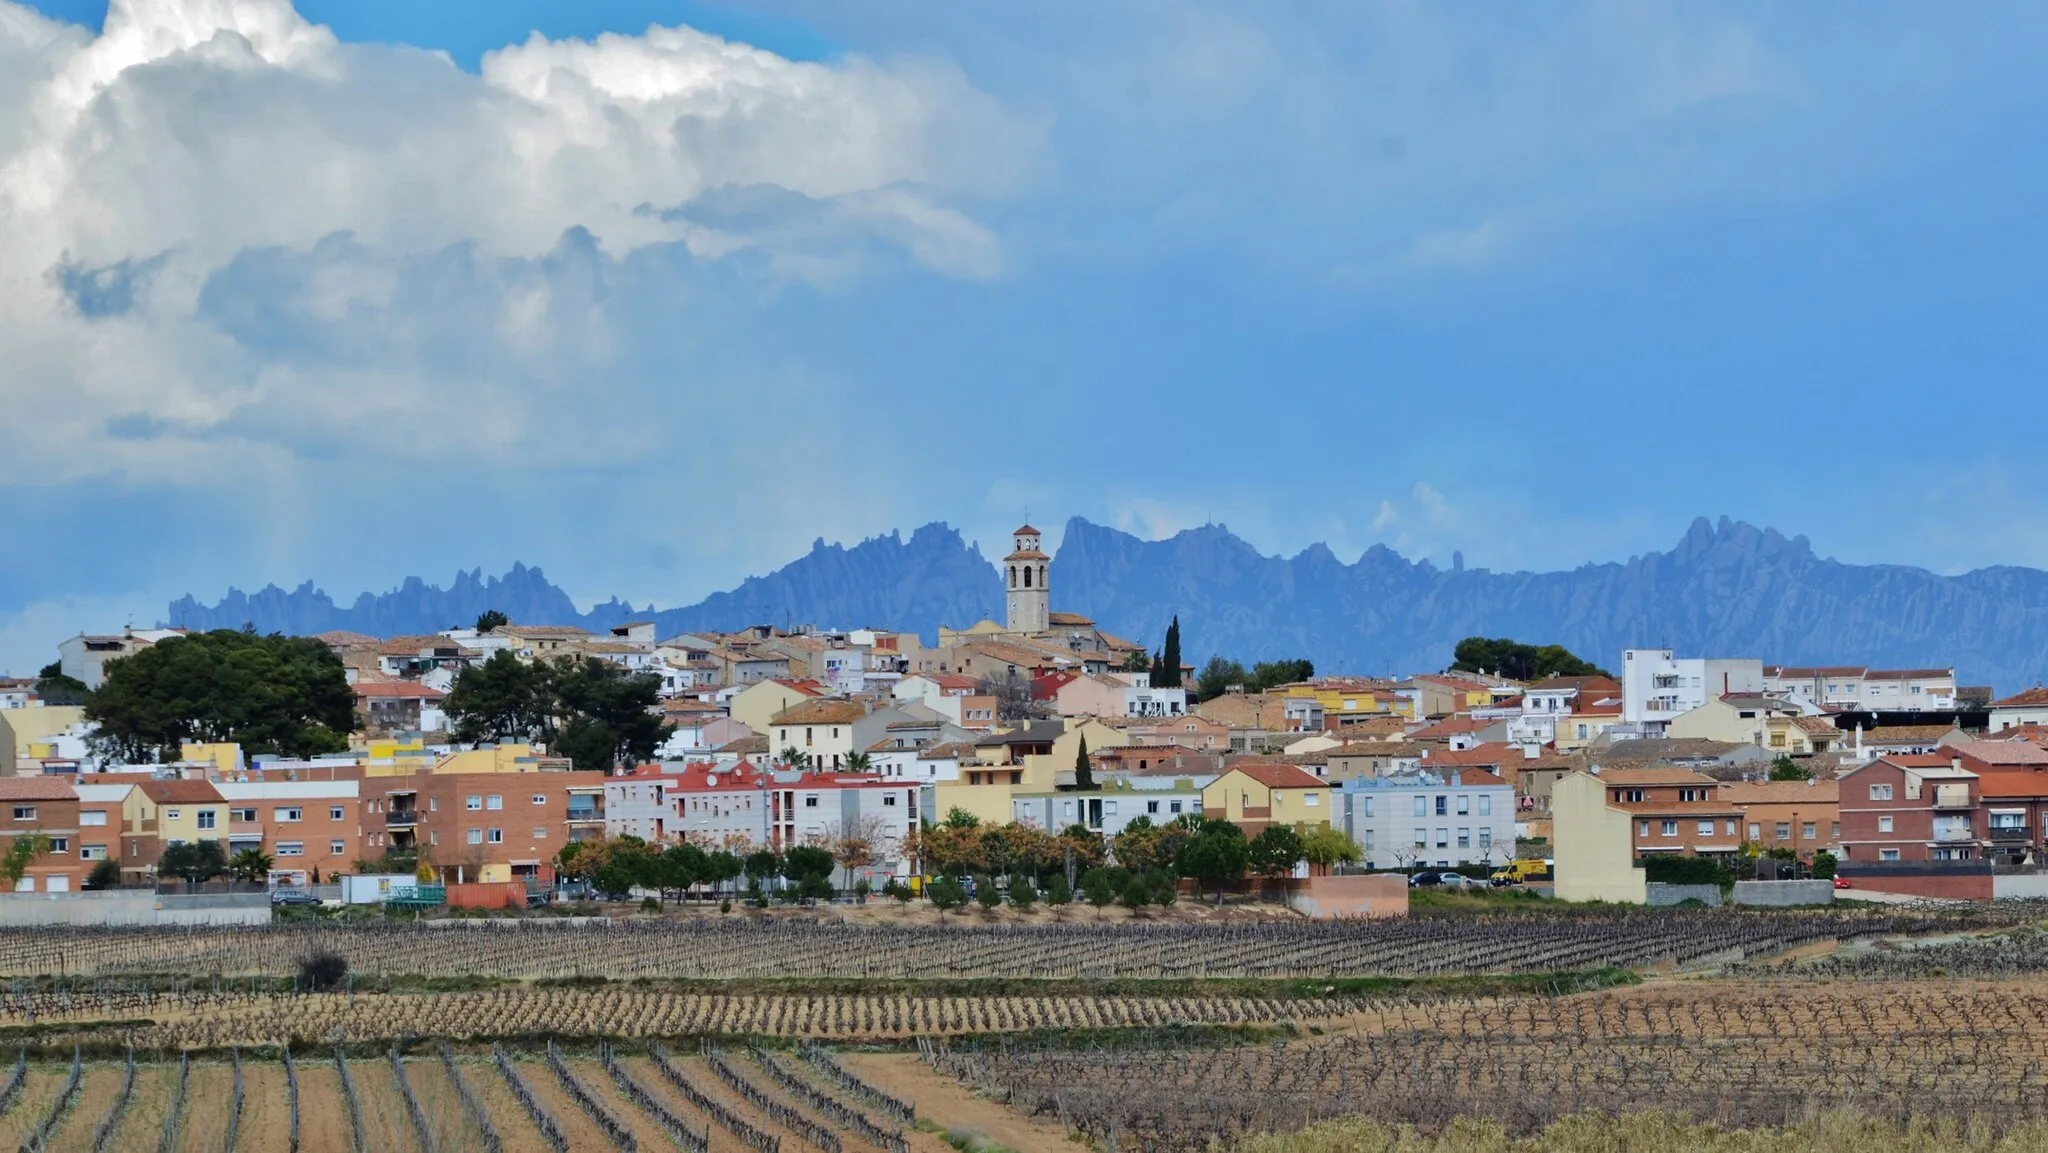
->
[439,1043,502,1153]
[493,1042,569,1153]
[544,1039,637,1151]
[334,1044,368,1153]
[704,1045,841,1153]
[649,1043,780,1153]
[798,1043,914,1125]
[87,1047,134,1153]
[750,1046,908,1153]
[598,1040,708,1153]
[155,1051,187,1153]
[389,1045,437,1153]
[282,1044,299,1153]
[19,1045,81,1153]
[222,1047,244,1153]
[0,1053,24,1122]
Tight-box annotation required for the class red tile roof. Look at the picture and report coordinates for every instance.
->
[354,682,446,700]
[1993,687,2048,709]
[0,778,78,801]
[139,780,225,804]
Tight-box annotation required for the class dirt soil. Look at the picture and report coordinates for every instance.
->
[177,1059,235,1152]
[113,1063,179,1152]
[291,1060,355,1153]
[458,1052,563,1153]
[399,1050,489,1150]
[237,1059,296,1153]
[837,1051,1079,1153]
[343,1053,425,1151]
[44,1064,122,1150]
[506,1051,622,1152]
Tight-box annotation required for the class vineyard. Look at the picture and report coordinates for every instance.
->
[924,977,2048,1151]
[0,1042,930,1153]
[1737,926,2048,980]
[0,908,1985,980]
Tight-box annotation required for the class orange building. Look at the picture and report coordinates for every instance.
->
[1718,779,1841,855]
[1600,768,1744,858]
[0,777,85,893]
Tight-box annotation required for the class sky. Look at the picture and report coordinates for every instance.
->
[2,0,2047,672]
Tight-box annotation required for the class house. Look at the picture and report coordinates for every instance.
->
[1596,768,1744,858]
[1989,687,2048,733]
[1337,769,1514,871]
[1619,649,1764,733]
[1012,778,1202,839]
[768,699,867,769]
[1201,763,1331,836]
[765,771,921,878]
[1124,714,1231,752]
[1052,673,1188,719]
[1510,676,1623,746]
[58,628,186,690]
[496,625,591,658]
[1837,755,1982,864]
[214,781,365,882]
[72,783,135,877]
[354,681,448,734]
[1550,772,1648,903]
[1718,779,1841,855]
[1665,693,1816,754]
[0,678,35,710]
[894,673,980,714]
[364,769,609,882]
[126,779,229,875]
[1765,665,1958,713]
[374,635,482,682]
[0,777,84,893]
[1849,723,1965,761]
[729,679,826,737]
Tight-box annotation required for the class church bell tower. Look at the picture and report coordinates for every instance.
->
[1004,525,1049,633]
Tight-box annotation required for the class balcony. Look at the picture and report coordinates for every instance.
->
[1989,827,2032,843]
[1932,826,1977,844]
[1933,785,1974,810]
[565,806,604,824]
[385,809,420,827]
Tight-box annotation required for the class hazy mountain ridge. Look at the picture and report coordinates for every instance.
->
[169,516,2048,692]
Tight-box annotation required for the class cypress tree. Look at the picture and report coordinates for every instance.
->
[1074,735,1094,791]
[1161,616,1182,688]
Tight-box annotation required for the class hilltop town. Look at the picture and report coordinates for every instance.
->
[5,523,2048,908]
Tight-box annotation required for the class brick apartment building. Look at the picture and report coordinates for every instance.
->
[1718,779,1841,855]
[1,777,84,893]
[1599,767,1744,857]
[364,770,608,883]
[1838,755,1983,863]
[215,780,366,882]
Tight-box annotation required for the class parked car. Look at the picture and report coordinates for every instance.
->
[1408,872,1444,887]
[1437,873,1474,889]
[269,888,320,907]
[1832,876,1852,890]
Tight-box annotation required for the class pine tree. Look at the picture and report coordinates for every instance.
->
[1161,616,1182,688]
[1074,735,1095,791]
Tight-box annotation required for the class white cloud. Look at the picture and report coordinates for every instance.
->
[0,0,1034,486]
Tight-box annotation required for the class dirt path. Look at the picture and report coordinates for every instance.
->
[346,1053,426,1152]
[506,1050,625,1151]
[291,1060,355,1153]
[400,1050,488,1150]
[113,1062,179,1152]
[838,1051,1077,1153]
[460,1052,562,1153]
[237,1059,294,1153]
[47,1063,124,1150]
[178,1059,235,1152]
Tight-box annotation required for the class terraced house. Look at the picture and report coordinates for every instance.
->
[1597,767,1743,858]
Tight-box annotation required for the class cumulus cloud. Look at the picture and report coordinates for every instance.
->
[0,0,1033,487]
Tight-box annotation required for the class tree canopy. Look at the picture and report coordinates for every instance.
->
[86,630,354,763]
[1449,637,1611,682]
[474,610,509,634]
[1193,656,1316,702]
[33,662,89,707]
[443,654,671,772]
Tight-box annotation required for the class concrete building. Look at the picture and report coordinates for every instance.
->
[58,628,186,690]
[1765,666,1958,713]
[605,762,771,850]
[1718,779,1841,855]
[1336,769,1514,871]
[1597,767,1744,858]
[214,780,365,881]
[1620,649,1764,733]
[765,772,920,879]
[364,769,608,882]
[1550,772,1648,903]
[768,699,867,769]
[1989,687,2048,732]
[1012,778,1204,838]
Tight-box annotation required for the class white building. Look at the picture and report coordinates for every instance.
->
[1989,687,2048,732]
[1620,649,1764,733]
[59,628,186,690]
[1764,665,1958,713]
[1011,781,1205,839]
[605,763,772,849]
[765,772,920,879]
[1336,769,1516,871]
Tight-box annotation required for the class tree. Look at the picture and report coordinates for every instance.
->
[973,873,1001,912]
[1080,867,1120,913]
[843,751,874,773]
[1194,657,1249,703]
[159,840,227,887]
[1247,824,1305,883]
[832,831,876,892]
[977,672,1052,721]
[549,657,672,772]
[1449,637,1610,682]
[1043,872,1072,908]
[921,822,985,878]
[944,808,981,830]
[927,876,968,913]
[1177,829,1250,906]
[1073,735,1095,792]
[1159,616,1182,688]
[84,859,123,890]
[1811,850,1838,880]
[443,651,550,744]
[86,630,354,762]
[474,610,509,634]
[33,662,89,707]
[1301,826,1362,876]
[705,851,743,896]
[229,848,274,884]
[1247,660,1315,692]
[1769,756,1812,781]
[780,746,814,769]
[0,833,51,890]
[1120,651,1151,673]
[782,845,835,889]
[1007,871,1036,910]
[743,849,781,888]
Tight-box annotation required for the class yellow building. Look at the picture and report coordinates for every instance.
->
[730,679,824,737]
[179,742,245,776]
[2,705,87,770]
[1201,763,1332,835]
[1549,772,1646,903]
[1282,681,1395,717]
[132,779,229,849]
[1665,695,1815,754]
[931,718,1123,827]
[426,744,546,775]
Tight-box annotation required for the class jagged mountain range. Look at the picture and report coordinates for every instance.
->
[168,516,2048,693]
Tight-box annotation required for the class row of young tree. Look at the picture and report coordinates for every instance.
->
[555,836,848,905]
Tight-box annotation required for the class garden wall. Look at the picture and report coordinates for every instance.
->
[1286,874,1408,919]
[1645,883,1722,907]
[1732,880,1834,907]
[0,891,269,926]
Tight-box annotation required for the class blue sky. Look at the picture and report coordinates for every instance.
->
[2,1,2046,672]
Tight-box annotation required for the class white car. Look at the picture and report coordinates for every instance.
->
[1436,873,1474,888]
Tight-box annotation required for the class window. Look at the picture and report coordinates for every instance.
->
[1477,795,1491,816]
[429,798,438,812]
[1661,820,1677,837]
[1878,816,1895,833]
[329,841,345,855]
[1413,796,1428,817]
[196,810,217,830]
[1303,793,1320,807]
[534,827,548,839]
[1879,848,1901,862]
[166,808,181,821]
[466,829,483,845]
[884,794,899,807]
[1434,796,1448,816]
[1456,795,1470,815]
[1169,801,1184,814]
[276,842,304,857]
[804,795,819,808]
[329,806,345,821]
[1831,822,1841,840]
[488,829,503,844]
[466,795,483,811]
[1638,821,1651,837]
[1802,822,1817,840]
[1679,788,1708,803]
[47,837,68,853]
[80,845,107,861]
[1362,797,1375,817]
[80,811,108,827]
[1478,828,1492,849]
[532,795,546,806]
[231,807,257,823]
[1435,828,1449,848]
[486,795,503,810]
[1775,823,1791,840]
[1617,789,1647,804]
[1414,828,1428,848]
[275,807,301,823]
[1456,828,1470,848]
[1147,800,1159,814]
[1747,822,1761,840]
[1993,812,2027,829]
[1697,820,1714,837]
[1869,783,1893,801]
